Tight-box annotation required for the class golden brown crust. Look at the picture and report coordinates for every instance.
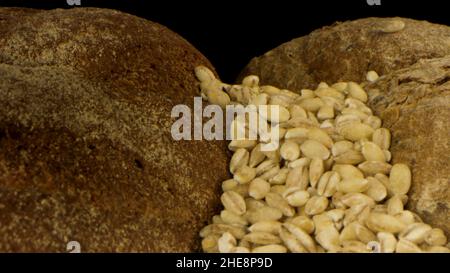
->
[0,8,229,252]
[238,17,450,91]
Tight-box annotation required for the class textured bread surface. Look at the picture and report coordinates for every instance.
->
[238,17,450,236]
[0,7,229,252]
[239,17,450,91]
[366,56,450,237]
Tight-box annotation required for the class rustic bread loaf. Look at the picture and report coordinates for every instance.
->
[238,17,450,91]
[0,8,229,252]
[237,17,450,237]
[366,56,450,237]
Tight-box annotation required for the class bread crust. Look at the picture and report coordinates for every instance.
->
[366,56,450,237]
[239,17,450,91]
[0,8,229,252]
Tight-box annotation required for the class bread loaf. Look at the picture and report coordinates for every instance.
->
[0,7,229,252]
[366,56,450,237]
[239,17,450,91]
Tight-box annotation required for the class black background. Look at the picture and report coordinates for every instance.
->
[0,253,446,272]
[0,0,449,82]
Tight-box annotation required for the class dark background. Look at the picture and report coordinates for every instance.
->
[1,0,449,82]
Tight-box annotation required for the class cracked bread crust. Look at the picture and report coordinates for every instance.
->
[366,56,450,237]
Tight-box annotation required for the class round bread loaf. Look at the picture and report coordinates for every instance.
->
[366,56,450,237]
[0,8,229,252]
[238,17,450,91]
